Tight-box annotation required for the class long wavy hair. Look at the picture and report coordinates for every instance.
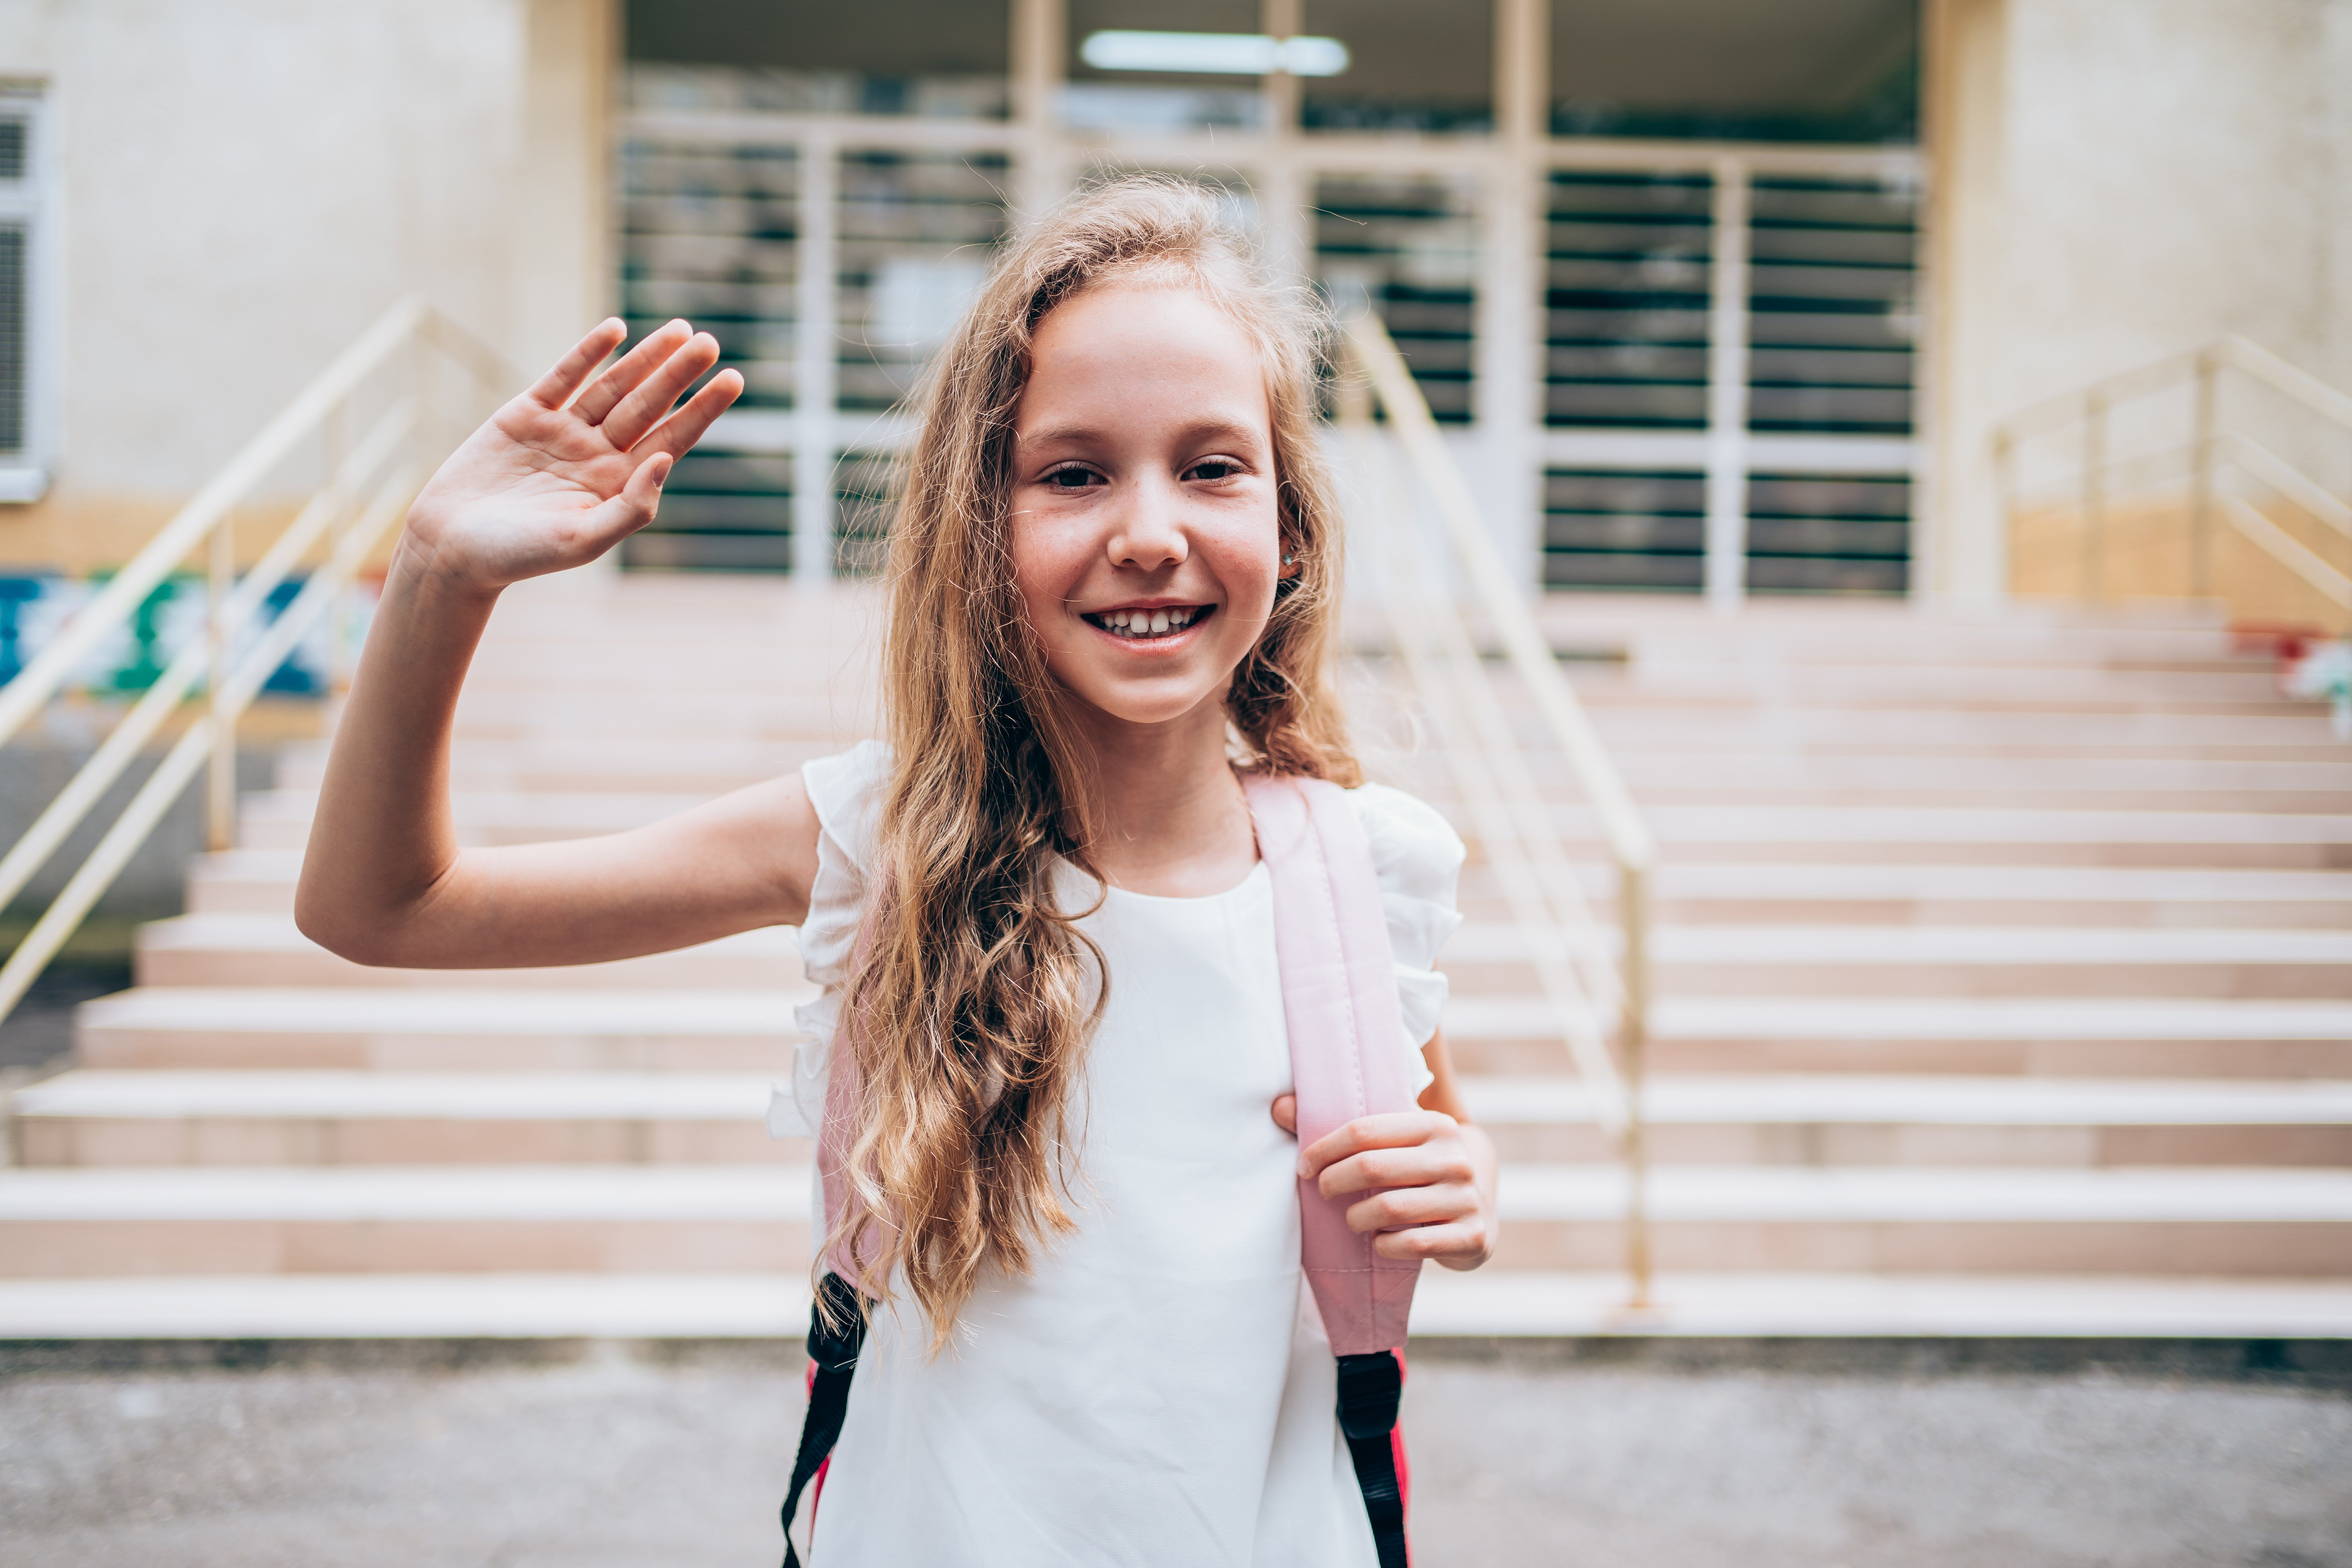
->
[828,175,1361,1349]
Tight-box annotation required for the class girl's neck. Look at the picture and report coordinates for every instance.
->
[1070,695,1256,898]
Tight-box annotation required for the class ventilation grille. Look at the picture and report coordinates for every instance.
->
[831,450,896,578]
[1542,468,1705,591]
[1746,176,1918,437]
[0,225,21,457]
[1545,172,1712,430]
[1746,472,1909,595]
[618,136,799,570]
[1314,174,1477,423]
[837,151,1010,414]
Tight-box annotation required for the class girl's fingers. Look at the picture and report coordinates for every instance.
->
[1372,1219,1487,1264]
[525,319,629,410]
[600,332,723,451]
[1345,1183,1476,1236]
[632,367,746,462]
[1298,1111,1454,1179]
[570,450,673,556]
[1318,1142,1472,1200]
[1269,1094,1298,1135]
[569,319,693,428]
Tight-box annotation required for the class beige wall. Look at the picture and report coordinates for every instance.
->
[1926,0,2352,606]
[0,0,614,572]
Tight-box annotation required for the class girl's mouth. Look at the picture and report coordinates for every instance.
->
[1081,604,1215,641]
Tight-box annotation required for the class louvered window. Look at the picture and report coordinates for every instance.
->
[0,90,45,498]
[1316,174,1479,425]
[618,135,800,571]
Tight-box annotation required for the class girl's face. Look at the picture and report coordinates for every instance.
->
[1008,284,1288,733]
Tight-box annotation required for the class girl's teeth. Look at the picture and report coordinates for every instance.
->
[1094,606,1205,637]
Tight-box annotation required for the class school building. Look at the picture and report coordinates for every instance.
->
[0,2,2347,1344]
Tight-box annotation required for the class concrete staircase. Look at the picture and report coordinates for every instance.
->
[2,578,2349,1339]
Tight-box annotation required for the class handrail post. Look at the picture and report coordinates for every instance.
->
[324,394,354,697]
[204,514,235,852]
[1993,426,2017,585]
[2082,389,2107,601]
[1619,859,1653,1310]
[2190,349,2217,600]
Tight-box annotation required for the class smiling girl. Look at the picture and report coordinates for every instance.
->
[296,177,1498,1566]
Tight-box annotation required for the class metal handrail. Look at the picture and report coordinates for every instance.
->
[1991,336,2352,621]
[1339,311,1660,1310]
[0,297,513,1028]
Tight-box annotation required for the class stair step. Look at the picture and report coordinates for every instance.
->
[131,916,804,989]
[17,1071,2348,1169]
[75,987,803,1071]
[2,1270,2346,1339]
[10,1071,806,1166]
[1446,996,2352,1078]
[1470,1075,2352,1162]
[1486,1164,2352,1274]
[1408,1269,2352,1338]
[0,1165,813,1276]
[1446,924,2352,998]
[5,1163,2347,1277]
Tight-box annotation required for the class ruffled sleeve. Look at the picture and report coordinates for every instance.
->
[768,739,891,1139]
[1345,782,1467,1098]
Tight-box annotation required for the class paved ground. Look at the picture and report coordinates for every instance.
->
[2,1343,2348,1567]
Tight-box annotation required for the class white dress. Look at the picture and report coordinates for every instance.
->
[776,740,1465,1567]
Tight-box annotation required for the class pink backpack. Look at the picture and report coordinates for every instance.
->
[780,773,1419,1568]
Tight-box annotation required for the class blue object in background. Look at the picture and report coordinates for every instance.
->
[261,577,321,694]
[0,575,45,684]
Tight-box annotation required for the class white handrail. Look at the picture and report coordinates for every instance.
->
[1339,310,1659,1309]
[1991,336,2352,626]
[0,299,513,1034]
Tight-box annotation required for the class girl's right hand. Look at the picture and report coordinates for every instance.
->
[401,318,744,592]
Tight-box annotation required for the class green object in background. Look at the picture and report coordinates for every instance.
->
[95,571,186,693]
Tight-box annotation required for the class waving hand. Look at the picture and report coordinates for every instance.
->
[403,318,744,589]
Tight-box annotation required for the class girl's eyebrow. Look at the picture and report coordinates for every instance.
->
[1020,417,1266,452]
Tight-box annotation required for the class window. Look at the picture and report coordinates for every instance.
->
[0,86,49,502]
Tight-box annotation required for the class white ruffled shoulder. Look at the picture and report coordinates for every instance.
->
[1343,781,1467,1074]
[770,739,891,1138]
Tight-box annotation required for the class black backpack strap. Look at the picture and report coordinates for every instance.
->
[1336,1350,1408,1568]
[780,1272,869,1568]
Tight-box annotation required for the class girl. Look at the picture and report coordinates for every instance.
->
[297,176,1499,1566]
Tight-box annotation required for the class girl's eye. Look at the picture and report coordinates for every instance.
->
[1185,460,1241,482]
[1045,466,1100,489]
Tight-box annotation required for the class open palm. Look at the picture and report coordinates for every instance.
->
[404,318,744,588]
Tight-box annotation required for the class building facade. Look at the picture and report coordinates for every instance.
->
[0,0,2345,608]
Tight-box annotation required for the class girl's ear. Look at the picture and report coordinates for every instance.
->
[1278,546,1303,579]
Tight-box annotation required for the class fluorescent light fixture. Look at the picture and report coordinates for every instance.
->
[1080,31,1351,78]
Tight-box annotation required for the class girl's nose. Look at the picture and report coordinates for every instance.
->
[1104,475,1189,572]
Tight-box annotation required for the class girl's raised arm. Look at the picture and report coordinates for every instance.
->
[294,320,823,970]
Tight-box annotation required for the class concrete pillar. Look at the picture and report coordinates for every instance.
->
[511,0,617,381]
[1920,0,2011,608]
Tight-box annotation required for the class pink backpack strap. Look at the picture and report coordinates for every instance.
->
[1242,771,1422,1356]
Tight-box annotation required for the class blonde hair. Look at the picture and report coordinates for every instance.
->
[828,175,1360,1348]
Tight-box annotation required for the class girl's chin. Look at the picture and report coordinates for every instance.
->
[1053,668,1234,732]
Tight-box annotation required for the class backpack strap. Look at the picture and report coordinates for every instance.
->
[781,958,877,1565]
[780,1271,867,1568]
[1243,771,1419,1568]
